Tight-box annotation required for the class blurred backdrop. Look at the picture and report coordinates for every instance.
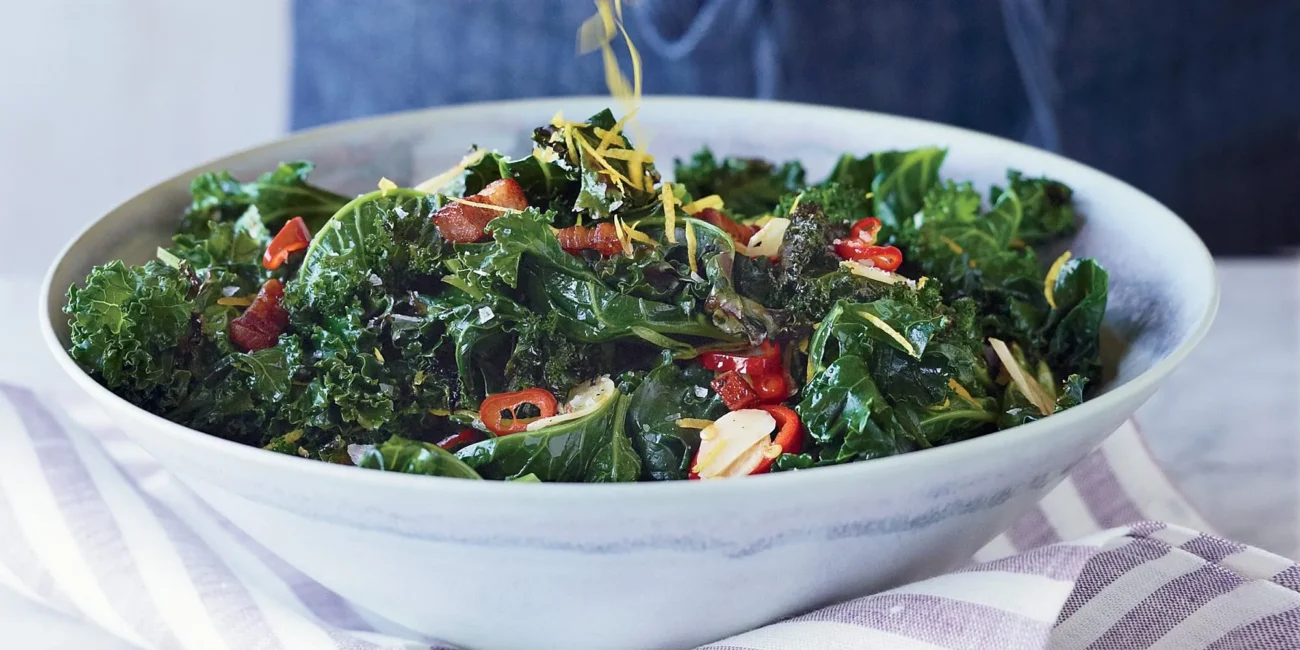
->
[4,0,1298,274]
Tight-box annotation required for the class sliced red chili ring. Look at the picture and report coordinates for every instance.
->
[479,388,559,436]
[835,240,904,273]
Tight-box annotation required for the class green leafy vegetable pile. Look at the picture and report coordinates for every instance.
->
[64,109,1107,482]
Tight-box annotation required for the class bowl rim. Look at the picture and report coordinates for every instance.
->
[39,95,1220,501]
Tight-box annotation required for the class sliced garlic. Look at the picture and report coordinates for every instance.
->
[692,409,776,479]
[741,217,791,258]
[525,376,617,431]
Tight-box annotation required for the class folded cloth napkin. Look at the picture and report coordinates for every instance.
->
[1,383,1297,650]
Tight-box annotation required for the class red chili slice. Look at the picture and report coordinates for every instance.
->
[479,388,559,436]
[228,279,290,352]
[711,371,760,411]
[751,404,803,474]
[435,429,481,452]
[849,217,882,243]
[696,208,757,245]
[699,341,782,377]
[556,222,623,256]
[263,216,312,270]
[753,373,790,403]
[835,240,904,272]
[432,178,529,243]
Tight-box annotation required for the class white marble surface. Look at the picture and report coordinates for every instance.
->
[1136,260,1300,558]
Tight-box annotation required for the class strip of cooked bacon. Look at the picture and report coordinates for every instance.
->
[696,207,757,245]
[228,279,291,352]
[556,222,623,256]
[432,178,529,243]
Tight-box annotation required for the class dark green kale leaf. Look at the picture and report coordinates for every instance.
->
[360,435,483,479]
[800,287,998,454]
[1040,258,1108,384]
[474,210,738,347]
[623,363,728,481]
[674,148,806,218]
[907,188,1046,347]
[180,161,348,236]
[821,148,947,226]
[789,355,916,466]
[64,260,199,411]
[457,384,640,482]
[991,170,1078,244]
[869,148,948,227]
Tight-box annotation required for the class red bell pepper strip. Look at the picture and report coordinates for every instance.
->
[556,222,623,256]
[228,279,291,352]
[436,429,481,452]
[432,178,530,243]
[751,404,803,474]
[849,217,882,243]
[479,388,559,436]
[263,216,312,270]
[696,208,757,245]
[711,371,760,410]
[834,240,904,272]
[699,341,782,377]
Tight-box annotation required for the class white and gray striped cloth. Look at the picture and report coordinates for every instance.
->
[1,383,1297,649]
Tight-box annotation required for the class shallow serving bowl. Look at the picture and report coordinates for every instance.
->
[41,97,1217,650]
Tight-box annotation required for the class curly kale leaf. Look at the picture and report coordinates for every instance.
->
[505,312,616,397]
[674,148,806,218]
[991,170,1078,244]
[180,161,348,236]
[65,260,199,410]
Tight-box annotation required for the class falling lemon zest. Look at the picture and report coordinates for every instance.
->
[373,347,385,363]
[939,235,964,255]
[377,177,398,195]
[216,296,254,307]
[427,408,451,417]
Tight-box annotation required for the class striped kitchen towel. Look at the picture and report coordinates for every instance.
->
[1,383,1297,649]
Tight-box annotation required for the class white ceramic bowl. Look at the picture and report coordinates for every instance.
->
[41,97,1217,650]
